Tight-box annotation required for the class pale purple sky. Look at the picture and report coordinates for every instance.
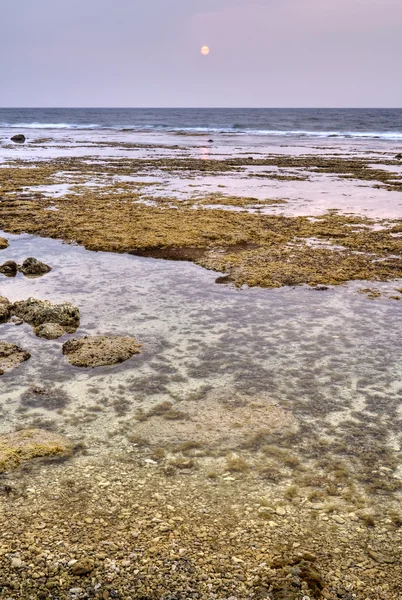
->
[1,0,401,107]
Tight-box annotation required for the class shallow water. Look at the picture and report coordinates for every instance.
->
[1,231,401,476]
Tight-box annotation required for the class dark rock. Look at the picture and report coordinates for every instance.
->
[0,261,18,277]
[11,134,26,143]
[19,257,52,277]
[208,139,214,143]
[395,154,402,160]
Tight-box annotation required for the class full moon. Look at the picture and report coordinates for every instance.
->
[201,46,210,56]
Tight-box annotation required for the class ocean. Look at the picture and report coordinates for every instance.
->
[1,107,402,140]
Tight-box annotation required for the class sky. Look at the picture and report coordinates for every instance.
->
[1,0,402,108]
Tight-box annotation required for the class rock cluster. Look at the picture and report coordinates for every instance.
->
[0,257,51,278]
[62,335,142,367]
[0,341,31,375]
[12,297,80,338]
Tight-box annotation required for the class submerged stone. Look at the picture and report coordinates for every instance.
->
[0,260,18,277]
[0,429,73,472]
[35,322,67,340]
[12,298,80,334]
[0,341,30,375]
[19,257,52,276]
[62,335,142,368]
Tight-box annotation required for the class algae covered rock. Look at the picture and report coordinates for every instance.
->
[12,297,80,334]
[0,237,8,250]
[0,297,11,322]
[19,257,52,277]
[0,429,73,472]
[0,260,18,277]
[0,341,31,375]
[35,322,67,340]
[62,335,142,368]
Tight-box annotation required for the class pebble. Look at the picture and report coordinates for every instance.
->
[332,515,345,524]
[11,557,22,568]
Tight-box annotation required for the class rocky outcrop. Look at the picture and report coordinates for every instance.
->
[62,335,142,367]
[34,322,66,340]
[0,341,31,375]
[11,134,26,143]
[0,260,18,277]
[0,429,73,472]
[12,298,80,335]
[0,297,11,322]
[19,257,52,276]
[0,237,8,250]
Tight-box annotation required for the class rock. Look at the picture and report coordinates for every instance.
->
[0,260,18,277]
[332,515,345,524]
[34,322,67,340]
[0,341,30,375]
[0,429,73,472]
[0,237,9,250]
[10,316,23,325]
[208,139,214,143]
[276,506,287,516]
[12,297,80,334]
[62,335,141,368]
[11,134,26,143]
[70,558,94,576]
[0,296,11,322]
[11,557,23,568]
[19,257,52,277]
[396,153,402,160]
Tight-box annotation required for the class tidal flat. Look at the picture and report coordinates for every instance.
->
[0,129,402,599]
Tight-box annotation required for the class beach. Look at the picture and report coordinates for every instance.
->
[1,110,402,599]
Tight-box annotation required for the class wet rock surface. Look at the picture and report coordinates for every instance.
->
[34,322,67,340]
[0,429,73,472]
[12,297,80,334]
[18,257,52,276]
[0,296,11,322]
[62,335,142,367]
[0,237,9,250]
[0,341,30,375]
[0,260,18,277]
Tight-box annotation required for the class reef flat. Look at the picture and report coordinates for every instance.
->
[0,153,401,290]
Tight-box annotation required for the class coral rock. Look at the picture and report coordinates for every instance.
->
[12,297,80,334]
[62,335,141,368]
[0,341,30,375]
